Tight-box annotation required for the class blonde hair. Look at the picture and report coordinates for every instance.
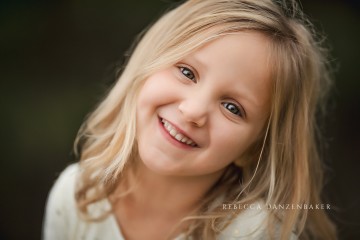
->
[74,0,336,239]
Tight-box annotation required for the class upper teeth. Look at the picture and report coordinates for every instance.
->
[161,119,197,147]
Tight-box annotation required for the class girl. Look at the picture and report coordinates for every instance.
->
[43,0,337,239]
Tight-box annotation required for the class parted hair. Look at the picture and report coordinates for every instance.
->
[74,0,337,239]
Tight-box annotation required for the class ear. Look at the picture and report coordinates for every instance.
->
[233,159,244,167]
[233,154,250,167]
[233,141,261,167]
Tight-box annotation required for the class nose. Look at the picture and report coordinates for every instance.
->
[178,95,210,127]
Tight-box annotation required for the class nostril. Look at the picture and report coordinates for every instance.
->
[178,101,208,127]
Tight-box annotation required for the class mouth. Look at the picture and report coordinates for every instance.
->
[159,118,199,148]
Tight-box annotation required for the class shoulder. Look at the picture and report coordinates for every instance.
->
[43,163,80,239]
[52,163,79,191]
[218,201,267,239]
[218,201,298,240]
[47,163,79,209]
[43,163,124,240]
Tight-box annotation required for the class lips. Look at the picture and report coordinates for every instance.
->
[160,118,198,147]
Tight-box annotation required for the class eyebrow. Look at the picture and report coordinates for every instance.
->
[183,54,269,116]
[233,89,264,110]
[182,55,208,73]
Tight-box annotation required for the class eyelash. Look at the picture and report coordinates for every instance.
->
[177,64,245,118]
[178,66,197,83]
[222,102,245,118]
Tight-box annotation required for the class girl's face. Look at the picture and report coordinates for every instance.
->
[136,32,272,177]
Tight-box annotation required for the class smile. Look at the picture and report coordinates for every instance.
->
[160,118,198,147]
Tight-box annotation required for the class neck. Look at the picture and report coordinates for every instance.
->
[115,159,224,217]
[110,159,225,240]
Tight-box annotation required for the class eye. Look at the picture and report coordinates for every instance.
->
[179,66,197,82]
[222,102,245,118]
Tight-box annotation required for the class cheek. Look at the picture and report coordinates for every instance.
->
[210,125,260,163]
[137,80,159,110]
[137,74,178,109]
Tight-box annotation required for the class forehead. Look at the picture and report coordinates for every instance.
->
[185,32,273,113]
[193,31,272,75]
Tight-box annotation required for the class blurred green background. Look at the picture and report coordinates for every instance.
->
[0,0,359,239]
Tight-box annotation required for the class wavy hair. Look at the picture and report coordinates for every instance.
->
[74,0,336,239]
